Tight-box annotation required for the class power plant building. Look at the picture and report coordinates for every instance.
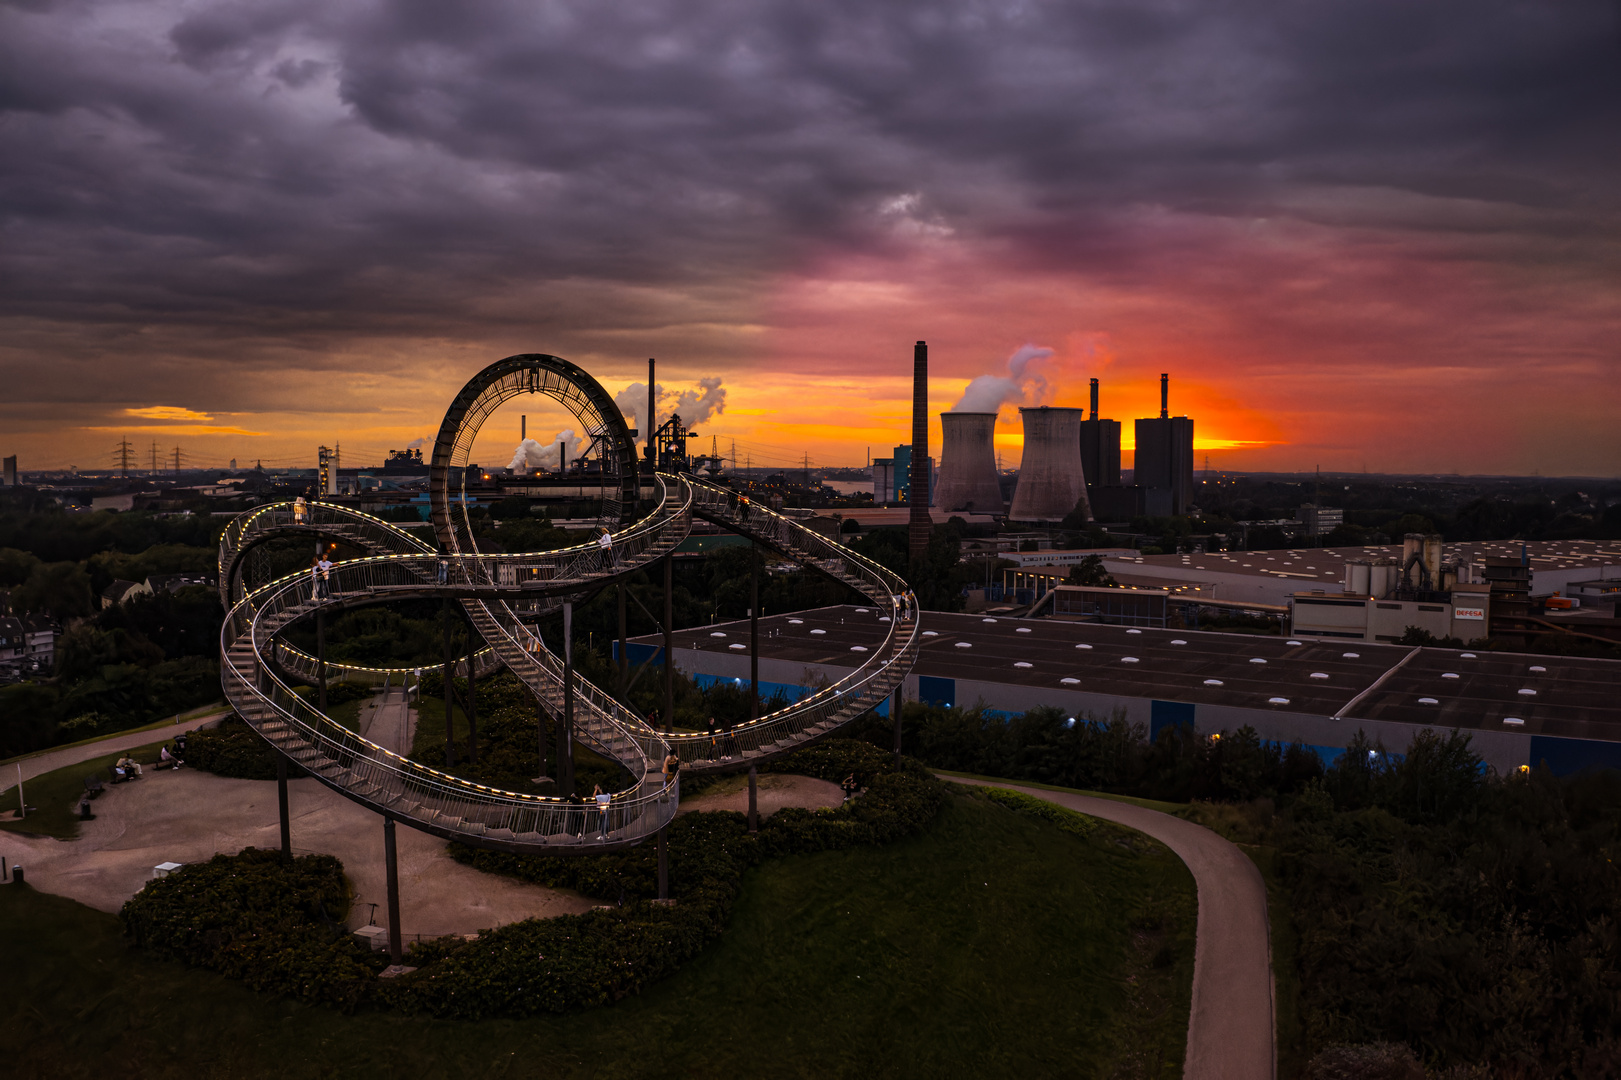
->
[1133,374,1195,516]
[936,412,1005,514]
[1009,406,1091,523]
[1078,378,1121,489]
[872,444,933,506]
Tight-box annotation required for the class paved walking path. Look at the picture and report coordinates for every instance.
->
[945,777,1275,1080]
[2,710,232,795]
[1,768,591,936]
[356,688,414,755]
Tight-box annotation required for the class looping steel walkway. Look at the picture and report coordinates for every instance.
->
[217,353,921,854]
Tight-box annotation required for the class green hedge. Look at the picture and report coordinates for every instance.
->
[185,716,306,781]
[121,848,384,1011]
[982,787,1099,838]
[120,740,947,1020]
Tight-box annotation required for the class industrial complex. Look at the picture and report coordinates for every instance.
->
[631,604,1621,778]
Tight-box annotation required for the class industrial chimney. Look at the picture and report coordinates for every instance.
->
[1160,373,1169,419]
[1009,406,1092,523]
[1089,378,1099,420]
[936,412,1004,514]
[908,341,931,559]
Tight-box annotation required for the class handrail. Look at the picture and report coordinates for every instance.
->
[219,471,923,852]
[219,478,691,852]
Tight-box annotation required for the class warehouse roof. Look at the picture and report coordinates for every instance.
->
[647,605,1621,739]
[1103,539,1621,586]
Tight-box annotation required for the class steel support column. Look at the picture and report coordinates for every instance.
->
[277,753,291,860]
[748,764,758,834]
[383,817,403,966]
[657,826,668,900]
[441,599,456,767]
[893,685,904,766]
[617,582,628,695]
[561,601,576,796]
[750,544,759,721]
[316,608,327,713]
[464,618,479,765]
[663,553,674,731]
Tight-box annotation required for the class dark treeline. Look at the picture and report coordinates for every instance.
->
[0,584,222,756]
[869,702,1621,1076]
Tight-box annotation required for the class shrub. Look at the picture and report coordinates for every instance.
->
[121,848,384,1011]
[125,739,947,1020]
[388,744,947,1018]
[186,716,306,780]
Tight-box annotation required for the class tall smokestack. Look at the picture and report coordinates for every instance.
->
[1089,378,1099,420]
[647,359,656,471]
[937,412,1004,514]
[521,415,526,442]
[1160,373,1169,419]
[909,341,930,560]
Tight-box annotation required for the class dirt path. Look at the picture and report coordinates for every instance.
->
[675,773,844,817]
[2,767,592,939]
[945,777,1275,1080]
[2,710,232,795]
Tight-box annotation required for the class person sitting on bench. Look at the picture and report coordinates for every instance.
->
[158,744,180,769]
[116,754,142,778]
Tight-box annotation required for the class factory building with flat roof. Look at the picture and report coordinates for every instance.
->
[1099,539,1621,607]
[628,605,1621,777]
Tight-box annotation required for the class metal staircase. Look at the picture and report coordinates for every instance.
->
[219,475,919,852]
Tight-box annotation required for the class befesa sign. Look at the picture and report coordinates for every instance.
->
[1454,604,1486,621]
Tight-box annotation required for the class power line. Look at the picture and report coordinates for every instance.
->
[112,438,133,478]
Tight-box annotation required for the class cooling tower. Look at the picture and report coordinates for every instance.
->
[937,412,1005,514]
[1009,406,1092,523]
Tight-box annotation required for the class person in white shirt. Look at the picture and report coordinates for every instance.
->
[593,785,612,838]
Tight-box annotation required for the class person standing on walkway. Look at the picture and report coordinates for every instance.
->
[662,751,681,797]
[317,552,334,600]
[309,556,322,601]
[593,785,612,839]
[293,495,308,524]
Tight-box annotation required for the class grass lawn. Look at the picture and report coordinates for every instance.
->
[0,701,226,770]
[0,789,1194,1079]
[0,740,174,840]
[930,769,1192,815]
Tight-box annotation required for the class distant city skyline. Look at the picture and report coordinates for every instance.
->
[2,1,1617,477]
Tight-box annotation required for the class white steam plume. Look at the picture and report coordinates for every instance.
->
[949,344,1053,413]
[614,377,727,433]
[509,429,583,471]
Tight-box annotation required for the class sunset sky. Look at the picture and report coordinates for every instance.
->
[2,1,1618,476]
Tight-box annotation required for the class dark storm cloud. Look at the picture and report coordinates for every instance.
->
[1,0,1618,428]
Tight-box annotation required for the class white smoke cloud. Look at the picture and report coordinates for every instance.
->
[406,436,427,449]
[614,377,727,433]
[672,376,726,427]
[508,429,584,471]
[949,344,1053,413]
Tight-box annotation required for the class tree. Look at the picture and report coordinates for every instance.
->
[13,561,94,620]
[0,547,41,588]
[1067,555,1116,587]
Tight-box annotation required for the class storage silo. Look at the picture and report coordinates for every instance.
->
[1345,560,1372,595]
[1009,406,1092,523]
[936,412,1005,514]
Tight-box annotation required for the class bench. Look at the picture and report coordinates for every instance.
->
[83,775,105,798]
